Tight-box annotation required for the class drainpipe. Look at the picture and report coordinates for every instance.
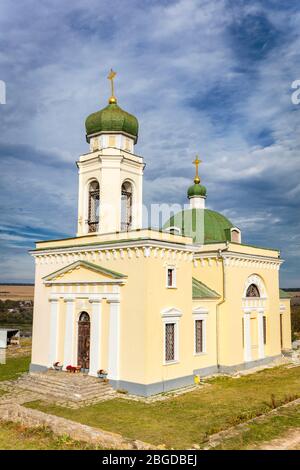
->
[216,241,229,371]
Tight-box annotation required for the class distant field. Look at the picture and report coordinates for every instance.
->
[0,284,34,301]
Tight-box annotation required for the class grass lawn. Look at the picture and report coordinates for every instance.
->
[0,422,104,450]
[26,365,300,449]
[214,403,300,450]
[0,355,30,382]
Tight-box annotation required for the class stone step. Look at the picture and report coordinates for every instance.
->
[14,372,116,404]
[16,382,115,402]
[17,374,111,391]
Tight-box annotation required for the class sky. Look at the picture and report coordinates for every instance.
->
[0,0,299,286]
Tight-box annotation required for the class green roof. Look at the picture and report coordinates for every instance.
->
[163,208,234,244]
[187,183,207,198]
[279,288,292,299]
[85,103,138,142]
[43,260,127,281]
[192,277,220,299]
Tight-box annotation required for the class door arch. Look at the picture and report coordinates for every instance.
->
[77,311,90,370]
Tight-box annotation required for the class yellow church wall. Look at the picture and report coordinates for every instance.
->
[280,299,292,350]
[142,256,218,386]
[31,254,149,384]
[31,241,291,392]
[217,264,281,367]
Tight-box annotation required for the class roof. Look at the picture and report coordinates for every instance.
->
[43,260,127,281]
[192,277,220,299]
[279,288,292,299]
[163,208,234,244]
[85,103,139,142]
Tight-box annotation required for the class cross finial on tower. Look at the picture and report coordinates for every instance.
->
[192,155,202,184]
[107,69,117,104]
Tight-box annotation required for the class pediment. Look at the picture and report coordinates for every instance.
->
[43,260,126,284]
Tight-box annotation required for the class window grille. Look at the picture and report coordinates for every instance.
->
[88,181,100,232]
[165,323,175,362]
[246,284,260,297]
[167,268,174,287]
[195,319,204,353]
[121,182,132,231]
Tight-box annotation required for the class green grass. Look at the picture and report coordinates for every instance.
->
[26,366,300,449]
[214,404,300,450]
[0,355,30,381]
[0,422,104,450]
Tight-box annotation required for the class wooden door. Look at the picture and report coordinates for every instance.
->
[77,312,90,370]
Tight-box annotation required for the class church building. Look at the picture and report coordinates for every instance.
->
[30,72,292,396]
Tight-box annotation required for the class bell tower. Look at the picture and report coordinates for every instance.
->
[77,70,144,236]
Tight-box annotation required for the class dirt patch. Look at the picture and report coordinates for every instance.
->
[259,429,300,450]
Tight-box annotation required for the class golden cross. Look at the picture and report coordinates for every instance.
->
[107,69,117,98]
[192,155,202,178]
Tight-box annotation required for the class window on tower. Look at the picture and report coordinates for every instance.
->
[121,181,133,231]
[87,180,100,233]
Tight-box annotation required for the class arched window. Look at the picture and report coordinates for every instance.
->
[121,181,133,231]
[246,284,260,298]
[88,181,100,233]
[79,311,90,322]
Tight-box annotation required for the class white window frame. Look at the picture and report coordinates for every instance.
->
[164,226,181,235]
[161,308,182,365]
[193,308,208,356]
[166,265,177,289]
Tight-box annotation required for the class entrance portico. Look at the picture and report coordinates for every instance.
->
[44,260,125,379]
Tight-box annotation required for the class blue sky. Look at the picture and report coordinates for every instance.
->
[0,0,299,286]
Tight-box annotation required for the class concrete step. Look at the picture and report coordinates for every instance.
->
[14,371,116,404]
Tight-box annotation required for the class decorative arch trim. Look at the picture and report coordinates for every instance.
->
[243,274,267,299]
[161,307,182,318]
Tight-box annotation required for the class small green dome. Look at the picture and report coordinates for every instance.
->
[85,103,139,142]
[163,209,233,243]
[187,183,207,198]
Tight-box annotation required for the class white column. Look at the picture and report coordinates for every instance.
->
[257,310,265,359]
[63,298,76,369]
[89,299,102,377]
[49,299,59,367]
[243,311,252,362]
[108,300,120,381]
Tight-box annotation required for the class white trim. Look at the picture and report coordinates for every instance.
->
[193,314,207,355]
[163,319,179,365]
[166,265,177,288]
[63,298,76,369]
[163,226,181,235]
[161,307,182,318]
[89,299,102,377]
[192,307,209,315]
[230,227,241,243]
[48,299,59,367]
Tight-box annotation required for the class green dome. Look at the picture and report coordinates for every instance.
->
[163,208,233,243]
[187,183,207,198]
[85,103,139,142]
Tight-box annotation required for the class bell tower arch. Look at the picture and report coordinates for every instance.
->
[77,71,144,236]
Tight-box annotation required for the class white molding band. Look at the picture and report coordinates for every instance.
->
[192,307,209,315]
[63,298,76,369]
[161,307,182,318]
[89,299,102,377]
[48,299,59,367]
